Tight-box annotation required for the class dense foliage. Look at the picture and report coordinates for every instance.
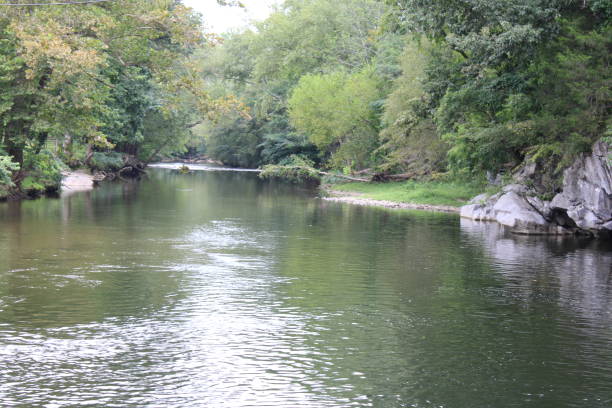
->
[0,0,235,196]
[198,0,609,194]
[198,0,390,168]
[1,0,610,198]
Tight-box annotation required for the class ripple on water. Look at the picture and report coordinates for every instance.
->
[1,170,611,408]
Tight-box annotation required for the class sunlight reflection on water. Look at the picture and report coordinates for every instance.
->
[0,169,610,407]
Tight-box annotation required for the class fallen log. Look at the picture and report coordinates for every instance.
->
[370,172,415,182]
[318,171,369,182]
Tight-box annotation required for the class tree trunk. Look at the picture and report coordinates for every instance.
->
[84,143,94,167]
[62,133,73,157]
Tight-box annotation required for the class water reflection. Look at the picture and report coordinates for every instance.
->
[460,219,612,324]
[0,170,610,407]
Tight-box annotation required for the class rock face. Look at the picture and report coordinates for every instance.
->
[461,140,612,237]
[550,140,612,232]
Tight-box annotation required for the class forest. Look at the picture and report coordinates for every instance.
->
[0,0,610,199]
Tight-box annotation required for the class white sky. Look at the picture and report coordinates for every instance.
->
[183,0,281,33]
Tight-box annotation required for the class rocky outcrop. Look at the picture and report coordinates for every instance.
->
[461,186,572,235]
[461,140,612,238]
[549,140,611,232]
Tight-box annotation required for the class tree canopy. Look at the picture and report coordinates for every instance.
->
[0,0,243,196]
[1,0,610,197]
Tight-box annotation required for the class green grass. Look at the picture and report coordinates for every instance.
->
[330,180,485,207]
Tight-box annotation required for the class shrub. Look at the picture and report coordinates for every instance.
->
[0,154,20,187]
[89,152,125,172]
[21,176,45,197]
[23,148,65,193]
[259,155,321,185]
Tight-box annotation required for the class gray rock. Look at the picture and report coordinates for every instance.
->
[525,195,551,218]
[550,193,572,210]
[551,139,612,232]
[468,193,489,205]
[460,204,480,220]
[461,191,570,235]
[568,207,602,230]
[513,161,537,183]
[502,184,528,194]
[461,203,492,221]
[461,139,611,237]
[491,192,567,234]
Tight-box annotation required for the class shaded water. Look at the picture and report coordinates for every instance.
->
[0,168,611,407]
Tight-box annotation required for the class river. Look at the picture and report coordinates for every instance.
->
[1,167,611,407]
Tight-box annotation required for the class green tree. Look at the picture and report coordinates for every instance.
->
[289,67,383,169]
[377,38,448,175]
[198,0,390,168]
[383,0,610,187]
[0,0,247,194]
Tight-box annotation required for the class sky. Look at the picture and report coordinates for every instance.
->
[183,0,281,33]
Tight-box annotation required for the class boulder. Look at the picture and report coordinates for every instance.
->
[461,203,491,221]
[502,184,528,194]
[461,139,611,237]
[525,195,550,218]
[468,193,490,205]
[492,192,569,234]
[549,139,611,235]
[461,192,500,221]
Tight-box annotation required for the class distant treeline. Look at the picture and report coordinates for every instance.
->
[1,0,610,198]
[198,0,610,192]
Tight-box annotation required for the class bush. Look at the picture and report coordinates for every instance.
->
[0,154,20,187]
[23,148,65,193]
[0,185,8,200]
[89,152,125,172]
[21,176,45,197]
[259,155,321,185]
[258,132,318,165]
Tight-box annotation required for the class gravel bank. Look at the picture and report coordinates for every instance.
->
[322,189,460,213]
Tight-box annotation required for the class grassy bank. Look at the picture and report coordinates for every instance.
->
[328,180,484,207]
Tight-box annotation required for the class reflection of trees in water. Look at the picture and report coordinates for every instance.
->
[271,210,612,407]
[460,218,612,328]
[270,204,476,406]
[0,187,182,329]
[2,170,611,407]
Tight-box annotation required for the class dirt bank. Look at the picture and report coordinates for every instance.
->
[61,170,95,193]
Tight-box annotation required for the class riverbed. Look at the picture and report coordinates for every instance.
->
[0,167,610,407]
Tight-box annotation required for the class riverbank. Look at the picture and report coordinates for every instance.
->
[61,170,95,193]
[0,170,96,202]
[322,181,484,213]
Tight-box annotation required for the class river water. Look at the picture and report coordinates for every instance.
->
[0,168,610,408]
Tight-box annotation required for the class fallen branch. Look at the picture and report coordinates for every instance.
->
[259,164,370,184]
[371,172,415,182]
[317,170,369,182]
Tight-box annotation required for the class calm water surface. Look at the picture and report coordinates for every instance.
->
[0,168,611,407]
